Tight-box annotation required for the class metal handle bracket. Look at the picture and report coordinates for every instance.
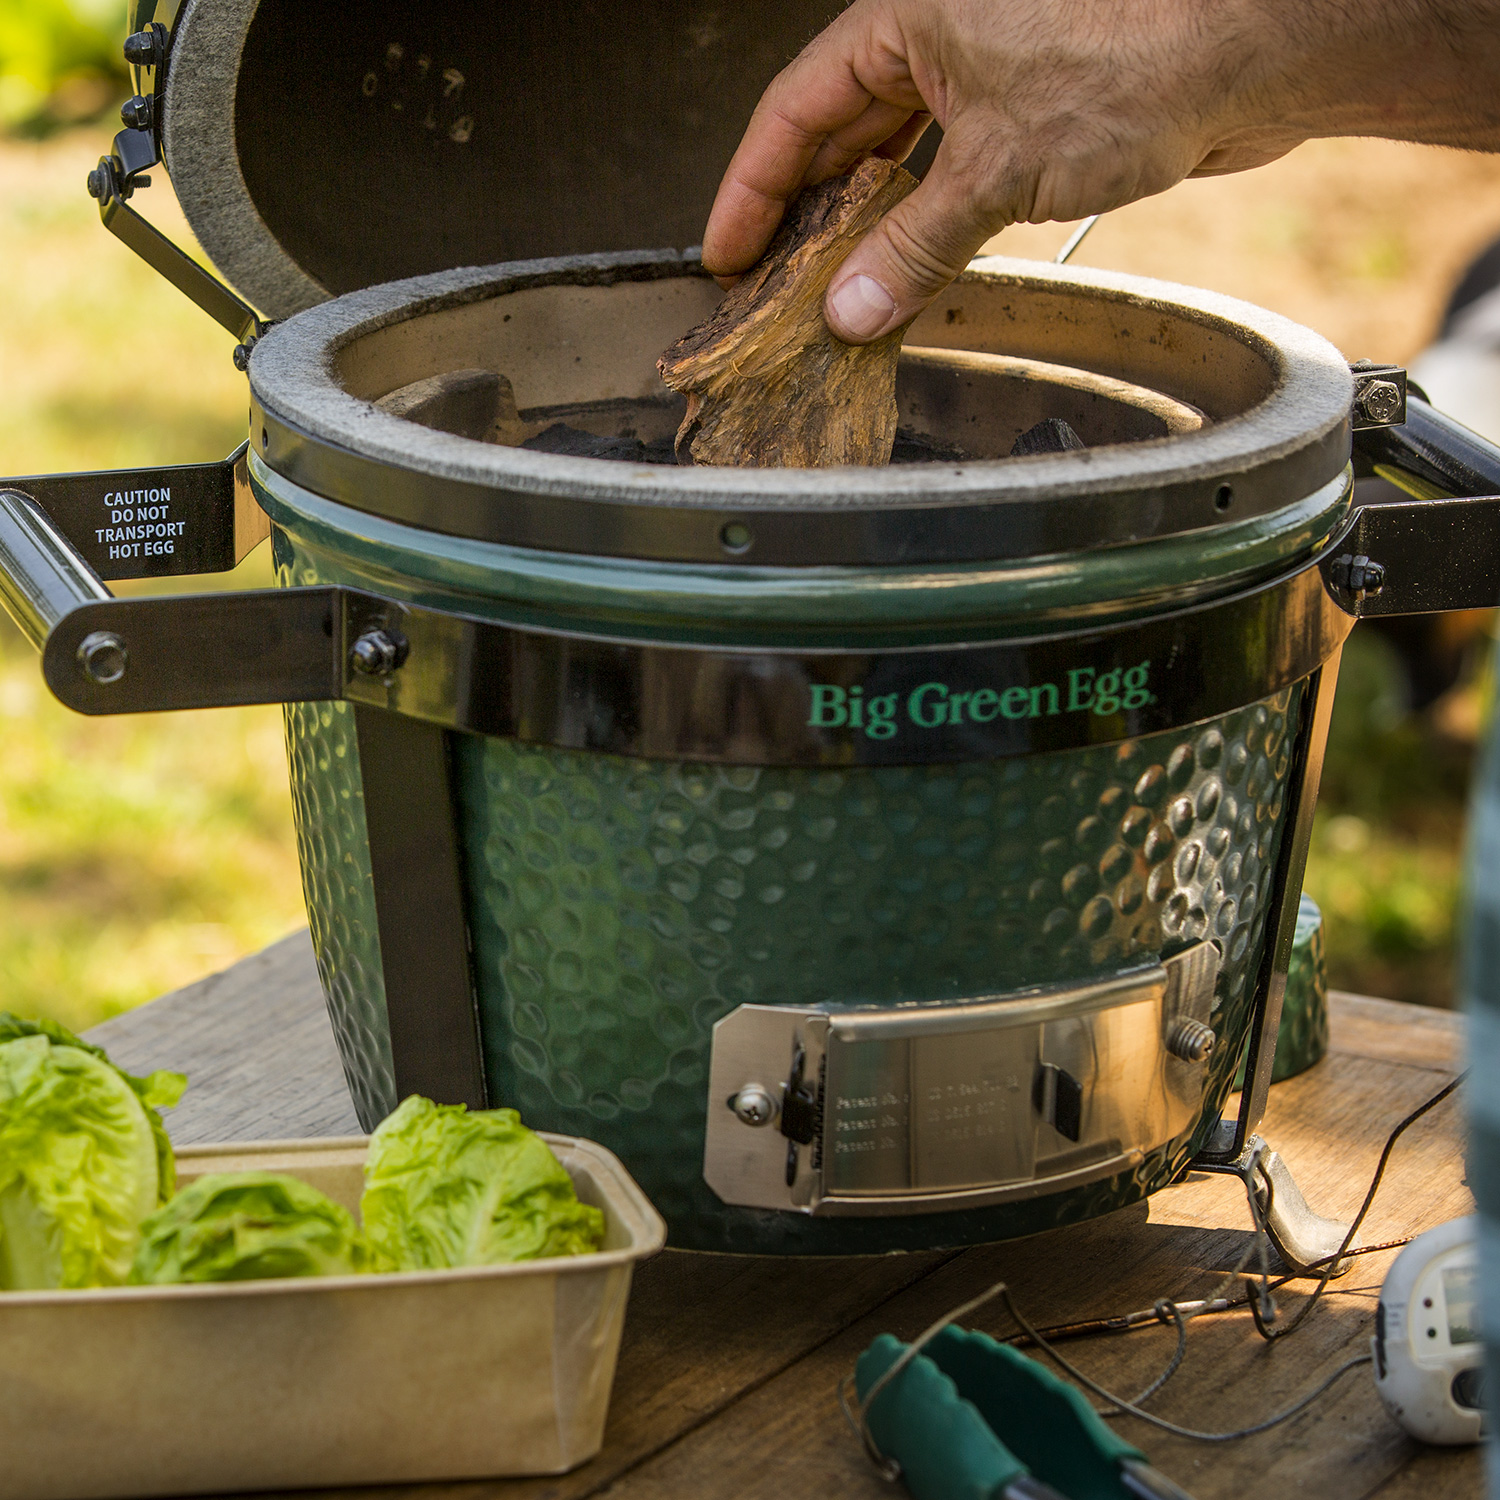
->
[0,445,265,583]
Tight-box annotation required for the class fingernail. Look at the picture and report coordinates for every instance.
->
[827,274,897,341]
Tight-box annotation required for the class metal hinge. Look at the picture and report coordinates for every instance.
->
[86,23,268,360]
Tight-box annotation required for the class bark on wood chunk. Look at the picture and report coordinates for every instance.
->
[657,157,919,468]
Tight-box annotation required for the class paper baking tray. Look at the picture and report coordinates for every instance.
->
[0,1132,665,1499]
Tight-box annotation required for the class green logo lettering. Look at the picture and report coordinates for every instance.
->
[1066,667,1096,712]
[807,684,847,728]
[909,682,949,728]
[1123,660,1155,709]
[866,692,899,739]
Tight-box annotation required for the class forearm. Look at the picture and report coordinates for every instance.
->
[1219,0,1500,154]
[702,0,1500,343]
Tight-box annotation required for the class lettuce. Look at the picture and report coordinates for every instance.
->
[362,1096,604,1271]
[0,1023,185,1289]
[0,1013,185,1205]
[131,1172,370,1284]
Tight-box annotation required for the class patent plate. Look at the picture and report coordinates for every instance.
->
[703,942,1220,1216]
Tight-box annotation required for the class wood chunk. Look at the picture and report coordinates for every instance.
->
[658,157,919,467]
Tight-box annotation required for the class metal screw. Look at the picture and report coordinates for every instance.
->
[123,29,162,68]
[349,628,408,677]
[1328,552,1386,600]
[119,95,154,132]
[232,339,256,372]
[1356,378,1402,425]
[1166,1017,1216,1063]
[77,631,128,685]
[730,1084,778,1127]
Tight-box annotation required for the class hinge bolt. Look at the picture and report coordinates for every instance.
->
[1328,552,1386,601]
[1166,1017,1216,1063]
[1355,378,1403,425]
[349,628,408,677]
[123,29,163,68]
[730,1085,778,1127]
[77,631,128,685]
[86,158,115,202]
[119,95,154,132]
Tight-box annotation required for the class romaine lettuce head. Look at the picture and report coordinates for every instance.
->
[0,1032,176,1289]
[130,1171,370,1284]
[362,1096,605,1271]
[0,1012,185,1205]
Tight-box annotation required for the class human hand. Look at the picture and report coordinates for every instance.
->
[701,0,1500,343]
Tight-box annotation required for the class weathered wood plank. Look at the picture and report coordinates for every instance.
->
[586,1029,1473,1500]
[84,947,1478,1500]
[1329,991,1465,1073]
[1360,1444,1484,1497]
[84,928,360,1143]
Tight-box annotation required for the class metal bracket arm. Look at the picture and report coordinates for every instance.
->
[43,588,345,713]
[1320,490,1500,618]
[1323,395,1500,617]
[87,132,264,348]
[1354,392,1500,500]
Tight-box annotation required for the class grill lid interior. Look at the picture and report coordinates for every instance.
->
[159,0,847,320]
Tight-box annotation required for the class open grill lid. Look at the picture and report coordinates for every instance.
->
[140,0,840,320]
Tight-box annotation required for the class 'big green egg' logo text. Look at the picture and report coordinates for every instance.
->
[808,662,1156,740]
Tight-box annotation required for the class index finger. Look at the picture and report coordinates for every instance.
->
[701,36,885,275]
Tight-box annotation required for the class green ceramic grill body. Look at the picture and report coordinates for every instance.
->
[259,480,1341,1251]
[247,254,1358,1252]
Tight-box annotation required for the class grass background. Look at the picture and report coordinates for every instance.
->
[3,17,1500,1026]
[0,121,305,1032]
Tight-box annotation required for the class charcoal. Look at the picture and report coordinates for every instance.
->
[1010,417,1087,456]
[889,427,973,464]
[520,424,681,464]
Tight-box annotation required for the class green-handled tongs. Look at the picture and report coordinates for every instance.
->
[853,1326,1197,1500]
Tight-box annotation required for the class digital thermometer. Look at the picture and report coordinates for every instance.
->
[1372,1216,1485,1444]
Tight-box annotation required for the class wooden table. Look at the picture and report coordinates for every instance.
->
[87,931,1479,1500]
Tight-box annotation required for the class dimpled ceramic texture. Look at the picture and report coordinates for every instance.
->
[266,491,1311,1252]
[455,683,1304,1252]
[276,531,397,1126]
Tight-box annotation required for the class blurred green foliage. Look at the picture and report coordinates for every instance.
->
[1302,623,1490,1007]
[0,124,306,1030]
[0,0,127,133]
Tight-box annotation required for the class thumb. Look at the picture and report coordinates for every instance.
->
[824,145,1013,343]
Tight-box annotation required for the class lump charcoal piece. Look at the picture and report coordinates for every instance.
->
[522,424,646,462]
[520,423,683,465]
[639,434,683,464]
[889,426,973,464]
[1010,417,1087,457]
[657,157,919,468]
